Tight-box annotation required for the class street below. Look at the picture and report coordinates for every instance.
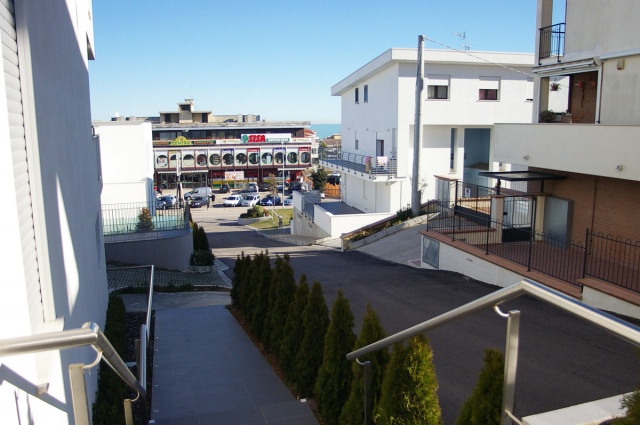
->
[192,202,640,424]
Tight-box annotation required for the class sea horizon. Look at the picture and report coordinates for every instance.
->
[311,123,341,139]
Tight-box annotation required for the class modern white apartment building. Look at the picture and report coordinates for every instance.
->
[0,1,109,424]
[325,48,535,214]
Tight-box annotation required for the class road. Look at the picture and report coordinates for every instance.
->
[192,200,640,424]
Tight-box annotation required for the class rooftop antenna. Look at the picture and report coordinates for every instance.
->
[453,31,470,50]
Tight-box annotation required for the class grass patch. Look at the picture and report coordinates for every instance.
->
[247,208,294,230]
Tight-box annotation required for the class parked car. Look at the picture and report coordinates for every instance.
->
[259,182,271,192]
[283,195,293,207]
[223,194,244,207]
[260,194,281,206]
[241,194,261,207]
[219,183,230,193]
[189,196,210,208]
[240,187,259,196]
[184,187,213,200]
[247,182,258,191]
[156,199,167,210]
[158,195,178,208]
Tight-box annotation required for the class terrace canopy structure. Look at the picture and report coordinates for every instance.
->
[479,171,566,194]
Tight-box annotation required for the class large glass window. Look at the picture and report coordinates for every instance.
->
[261,152,273,165]
[355,87,359,104]
[364,85,368,103]
[209,153,221,165]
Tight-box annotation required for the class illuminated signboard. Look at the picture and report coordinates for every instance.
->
[241,133,291,144]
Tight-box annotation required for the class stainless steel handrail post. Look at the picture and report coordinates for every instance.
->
[69,363,90,425]
[356,359,372,425]
[501,310,520,425]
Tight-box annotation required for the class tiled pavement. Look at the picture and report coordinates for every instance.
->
[109,264,318,425]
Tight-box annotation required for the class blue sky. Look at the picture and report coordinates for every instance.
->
[89,0,537,124]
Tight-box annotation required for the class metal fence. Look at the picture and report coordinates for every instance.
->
[318,147,397,178]
[538,22,565,63]
[586,231,640,292]
[102,202,190,238]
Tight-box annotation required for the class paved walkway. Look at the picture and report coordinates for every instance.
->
[149,303,317,425]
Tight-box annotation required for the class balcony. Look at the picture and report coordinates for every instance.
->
[318,147,398,181]
[492,123,640,181]
[539,23,565,64]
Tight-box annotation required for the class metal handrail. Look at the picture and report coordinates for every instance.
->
[0,322,146,397]
[348,279,640,361]
[347,279,640,424]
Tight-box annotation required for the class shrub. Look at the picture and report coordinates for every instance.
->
[539,109,556,123]
[92,293,128,424]
[376,335,443,425]
[189,249,214,266]
[396,206,414,222]
[136,208,154,231]
[613,389,640,424]
[246,205,265,218]
[340,304,389,425]
[294,281,329,397]
[250,252,273,340]
[280,275,310,381]
[455,349,504,425]
[315,290,356,425]
[268,254,296,355]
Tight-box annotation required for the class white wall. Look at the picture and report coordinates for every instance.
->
[94,121,154,205]
[0,1,108,424]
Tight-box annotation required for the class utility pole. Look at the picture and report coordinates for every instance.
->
[411,35,425,217]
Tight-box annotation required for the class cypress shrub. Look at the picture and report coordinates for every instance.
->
[250,252,273,340]
[294,281,329,397]
[268,254,296,356]
[340,303,389,425]
[615,389,640,424]
[237,254,253,313]
[244,252,265,324]
[262,255,284,352]
[455,348,504,425]
[315,290,356,425]
[230,253,244,308]
[376,335,443,425]
[92,293,128,424]
[280,275,310,381]
[192,222,200,250]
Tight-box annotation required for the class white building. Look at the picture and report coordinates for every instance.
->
[94,120,155,205]
[0,1,109,424]
[326,48,535,214]
[419,0,640,320]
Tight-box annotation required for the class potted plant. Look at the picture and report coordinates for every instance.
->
[550,82,561,92]
[539,110,557,123]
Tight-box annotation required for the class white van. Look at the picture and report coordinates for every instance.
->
[184,187,213,200]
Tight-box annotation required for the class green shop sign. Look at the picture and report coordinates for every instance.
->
[170,136,192,146]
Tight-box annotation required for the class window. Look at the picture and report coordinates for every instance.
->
[364,85,368,103]
[164,113,171,123]
[201,113,208,123]
[449,128,457,172]
[180,104,190,111]
[355,87,359,104]
[427,75,450,100]
[478,76,500,100]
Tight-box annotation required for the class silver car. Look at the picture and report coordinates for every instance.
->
[223,194,244,207]
[241,194,261,207]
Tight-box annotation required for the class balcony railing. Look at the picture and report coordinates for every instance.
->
[319,147,397,179]
[539,23,565,64]
[102,202,191,242]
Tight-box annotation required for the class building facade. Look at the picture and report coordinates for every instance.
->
[326,48,536,214]
[0,1,108,424]
[130,99,319,189]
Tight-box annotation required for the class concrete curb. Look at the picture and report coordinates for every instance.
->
[346,215,431,251]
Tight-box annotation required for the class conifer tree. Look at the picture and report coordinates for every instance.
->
[250,252,272,340]
[244,253,262,323]
[262,255,284,352]
[315,290,356,425]
[340,303,389,425]
[294,281,329,397]
[376,335,443,425]
[268,254,296,356]
[237,253,253,313]
[280,275,310,381]
[230,252,245,308]
[455,349,504,425]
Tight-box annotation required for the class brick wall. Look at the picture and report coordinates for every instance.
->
[568,71,598,123]
[535,169,640,243]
